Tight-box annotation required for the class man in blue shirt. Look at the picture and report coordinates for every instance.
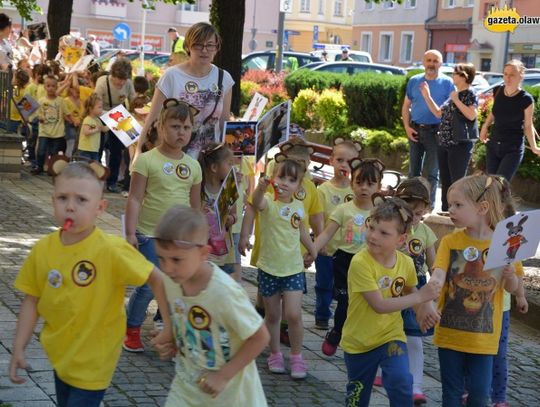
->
[402,49,454,207]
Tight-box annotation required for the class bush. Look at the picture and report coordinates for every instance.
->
[314,89,348,137]
[291,88,319,129]
[350,127,408,154]
[284,69,346,99]
[343,73,405,129]
[240,80,260,107]
[240,70,288,110]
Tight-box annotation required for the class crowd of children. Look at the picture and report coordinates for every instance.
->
[6,48,533,407]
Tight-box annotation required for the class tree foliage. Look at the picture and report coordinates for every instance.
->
[0,0,42,20]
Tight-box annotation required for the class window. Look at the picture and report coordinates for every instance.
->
[383,0,395,9]
[242,54,271,72]
[446,0,457,8]
[465,0,474,6]
[400,32,414,63]
[483,2,496,18]
[405,0,416,8]
[379,33,393,62]
[360,32,372,54]
[333,0,343,16]
[179,1,198,11]
[365,1,373,10]
[300,0,310,13]
[318,0,325,14]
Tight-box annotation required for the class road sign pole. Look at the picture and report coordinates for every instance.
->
[276,11,285,73]
[139,6,147,76]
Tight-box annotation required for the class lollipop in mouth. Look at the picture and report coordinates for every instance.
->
[63,219,74,231]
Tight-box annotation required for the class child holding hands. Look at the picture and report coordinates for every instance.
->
[78,94,108,161]
[9,160,170,407]
[152,205,269,406]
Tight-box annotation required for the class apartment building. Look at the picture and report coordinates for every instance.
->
[470,0,540,72]
[2,0,279,54]
[284,0,355,52]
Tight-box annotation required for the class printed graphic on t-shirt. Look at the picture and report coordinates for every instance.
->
[440,248,502,333]
[344,213,366,245]
[42,101,60,124]
[403,238,426,279]
[71,260,97,286]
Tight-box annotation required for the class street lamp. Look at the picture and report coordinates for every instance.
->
[139,0,154,76]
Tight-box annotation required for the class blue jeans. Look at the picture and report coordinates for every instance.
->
[314,254,333,322]
[54,371,106,407]
[437,142,474,211]
[438,347,493,407]
[126,233,159,328]
[106,131,125,188]
[492,310,510,403]
[78,150,100,161]
[36,137,66,170]
[409,125,439,206]
[345,341,412,407]
[486,140,524,182]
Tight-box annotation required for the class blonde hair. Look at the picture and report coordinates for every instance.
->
[183,22,221,56]
[448,174,512,229]
[504,59,525,76]
[154,205,208,246]
[54,161,105,190]
[83,93,102,118]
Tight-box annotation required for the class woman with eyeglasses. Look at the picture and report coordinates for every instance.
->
[420,62,478,212]
[136,22,234,159]
[480,59,540,182]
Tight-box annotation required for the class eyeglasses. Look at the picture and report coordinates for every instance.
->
[475,176,504,202]
[191,43,218,52]
[153,238,205,249]
[162,98,200,116]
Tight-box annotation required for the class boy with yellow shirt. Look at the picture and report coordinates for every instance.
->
[340,197,440,407]
[9,160,170,406]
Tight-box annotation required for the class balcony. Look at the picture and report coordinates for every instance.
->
[90,0,127,19]
[175,10,210,26]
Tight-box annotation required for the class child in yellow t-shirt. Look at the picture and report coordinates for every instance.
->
[314,138,360,330]
[8,69,31,133]
[341,196,440,407]
[78,94,108,161]
[63,82,83,158]
[9,161,170,406]
[251,156,317,380]
[310,158,385,357]
[152,205,269,406]
[418,174,523,407]
[123,99,202,352]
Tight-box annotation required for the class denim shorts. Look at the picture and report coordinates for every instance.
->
[257,269,305,297]
[221,263,235,275]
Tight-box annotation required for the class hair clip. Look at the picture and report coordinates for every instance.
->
[162,98,200,117]
[48,155,110,180]
[333,136,362,152]
[476,175,505,203]
[201,142,226,156]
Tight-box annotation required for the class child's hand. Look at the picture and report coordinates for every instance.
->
[257,176,272,189]
[416,302,440,333]
[9,351,31,384]
[150,330,176,361]
[303,253,314,268]
[126,234,138,249]
[516,295,529,314]
[238,235,252,256]
[101,125,109,132]
[224,214,236,228]
[418,279,441,302]
[502,264,516,280]
[197,371,229,399]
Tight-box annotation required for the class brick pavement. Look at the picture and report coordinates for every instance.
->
[0,173,539,406]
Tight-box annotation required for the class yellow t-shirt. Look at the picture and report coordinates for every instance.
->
[58,86,93,103]
[318,180,353,255]
[132,148,202,236]
[78,116,102,152]
[250,176,323,266]
[203,188,235,266]
[341,249,417,353]
[256,193,305,277]
[433,230,523,355]
[232,157,255,234]
[26,82,38,99]
[9,84,29,121]
[38,96,67,138]
[329,201,370,254]
[63,96,83,123]
[14,228,153,390]
[402,222,437,281]
[163,263,267,407]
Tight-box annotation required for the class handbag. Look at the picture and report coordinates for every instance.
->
[451,109,478,142]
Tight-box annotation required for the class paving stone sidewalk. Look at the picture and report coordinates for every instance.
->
[0,174,539,406]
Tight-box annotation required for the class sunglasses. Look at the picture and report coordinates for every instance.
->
[154,238,205,249]
[475,176,504,202]
[162,98,200,116]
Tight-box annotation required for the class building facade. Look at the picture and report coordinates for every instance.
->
[3,0,279,54]
[351,0,436,67]
[284,0,355,52]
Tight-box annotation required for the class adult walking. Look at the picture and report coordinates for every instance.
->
[167,27,185,54]
[402,49,454,207]
[138,22,234,158]
[480,59,540,181]
[420,63,478,211]
[94,59,136,192]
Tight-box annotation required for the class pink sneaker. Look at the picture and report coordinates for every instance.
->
[373,375,383,387]
[290,353,307,379]
[267,352,286,374]
[413,393,427,405]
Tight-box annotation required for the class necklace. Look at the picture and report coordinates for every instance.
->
[504,87,520,97]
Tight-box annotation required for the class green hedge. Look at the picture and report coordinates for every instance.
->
[284,69,346,99]
[342,73,405,129]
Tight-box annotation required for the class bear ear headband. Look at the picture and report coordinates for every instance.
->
[162,98,200,118]
[274,152,307,172]
[371,193,412,224]
[333,137,362,152]
[348,157,385,174]
[279,141,315,156]
[48,155,110,180]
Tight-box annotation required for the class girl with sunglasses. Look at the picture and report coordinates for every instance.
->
[123,99,202,353]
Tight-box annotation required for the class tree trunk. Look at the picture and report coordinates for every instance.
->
[210,0,245,116]
[47,0,74,60]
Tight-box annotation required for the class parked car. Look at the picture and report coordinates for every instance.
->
[479,71,503,85]
[242,51,321,73]
[477,73,540,107]
[150,54,171,68]
[309,61,406,76]
[311,49,373,63]
[95,49,168,69]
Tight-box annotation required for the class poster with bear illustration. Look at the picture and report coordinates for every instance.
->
[100,104,142,147]
[484,209,540,271]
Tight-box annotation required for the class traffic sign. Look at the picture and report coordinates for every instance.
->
[113,23,131,41]
[280,0,292,13]
[313,25,319,42]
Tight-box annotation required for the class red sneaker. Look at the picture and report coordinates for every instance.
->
[321,330,340,356]
[413,393,427,405]
[123,327,144,352]
[373,375,383,387]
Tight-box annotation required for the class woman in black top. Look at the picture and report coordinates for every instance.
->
[420,62,478,211]
[480,59,540,181]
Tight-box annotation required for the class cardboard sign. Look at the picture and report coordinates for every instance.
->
[222,121,257,156]
[242,92,268,121]
[255,100,290,163]
[14,94,39,122]
[100,105,142,147]
[27,22,49,42]
[214,168,239,233]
